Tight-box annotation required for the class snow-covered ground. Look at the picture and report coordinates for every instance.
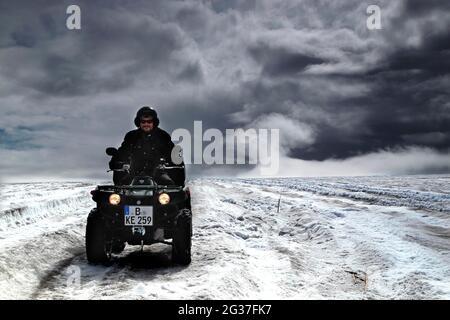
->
[0,175,449,299]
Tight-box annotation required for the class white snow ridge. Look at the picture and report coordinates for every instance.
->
[0,175,449,299]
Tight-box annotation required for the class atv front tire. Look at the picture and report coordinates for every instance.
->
[86,209,110,264]
[172,209,192,265]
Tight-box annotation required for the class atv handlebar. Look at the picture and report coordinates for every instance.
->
[108,163,183,173]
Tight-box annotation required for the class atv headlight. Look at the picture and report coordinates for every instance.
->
[158,193,170,205]
[109,193,121,205]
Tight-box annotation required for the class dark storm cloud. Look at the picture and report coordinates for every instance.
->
[373,29,450,76]
[0,0,189,97]
[242,0,450,161]
[356,19,450,159]
[11,24,37,48]
[248,43,326,77]
[403,0,450,16]
[176,61,204,83]
[209,0,257,13]
[1,0,449,181]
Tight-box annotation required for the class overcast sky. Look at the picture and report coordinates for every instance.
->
[0,0,449,182]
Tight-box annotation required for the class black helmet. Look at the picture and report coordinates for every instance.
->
[134,106,160,127]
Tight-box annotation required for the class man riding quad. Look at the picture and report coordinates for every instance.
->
[86,106,192,265]
[109,106,183,186]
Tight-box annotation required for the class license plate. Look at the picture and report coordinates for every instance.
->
[124,205,153,226]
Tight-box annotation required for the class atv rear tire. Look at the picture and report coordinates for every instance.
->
[172,209,192,265]
[86,209,110,264]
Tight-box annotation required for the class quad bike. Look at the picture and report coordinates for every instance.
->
[86,147,192,265]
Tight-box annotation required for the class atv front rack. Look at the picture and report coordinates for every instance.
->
[97,184,184,191]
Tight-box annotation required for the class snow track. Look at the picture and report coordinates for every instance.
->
[0,176,449,299]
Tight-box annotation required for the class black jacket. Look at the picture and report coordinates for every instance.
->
[110,127,175,182]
